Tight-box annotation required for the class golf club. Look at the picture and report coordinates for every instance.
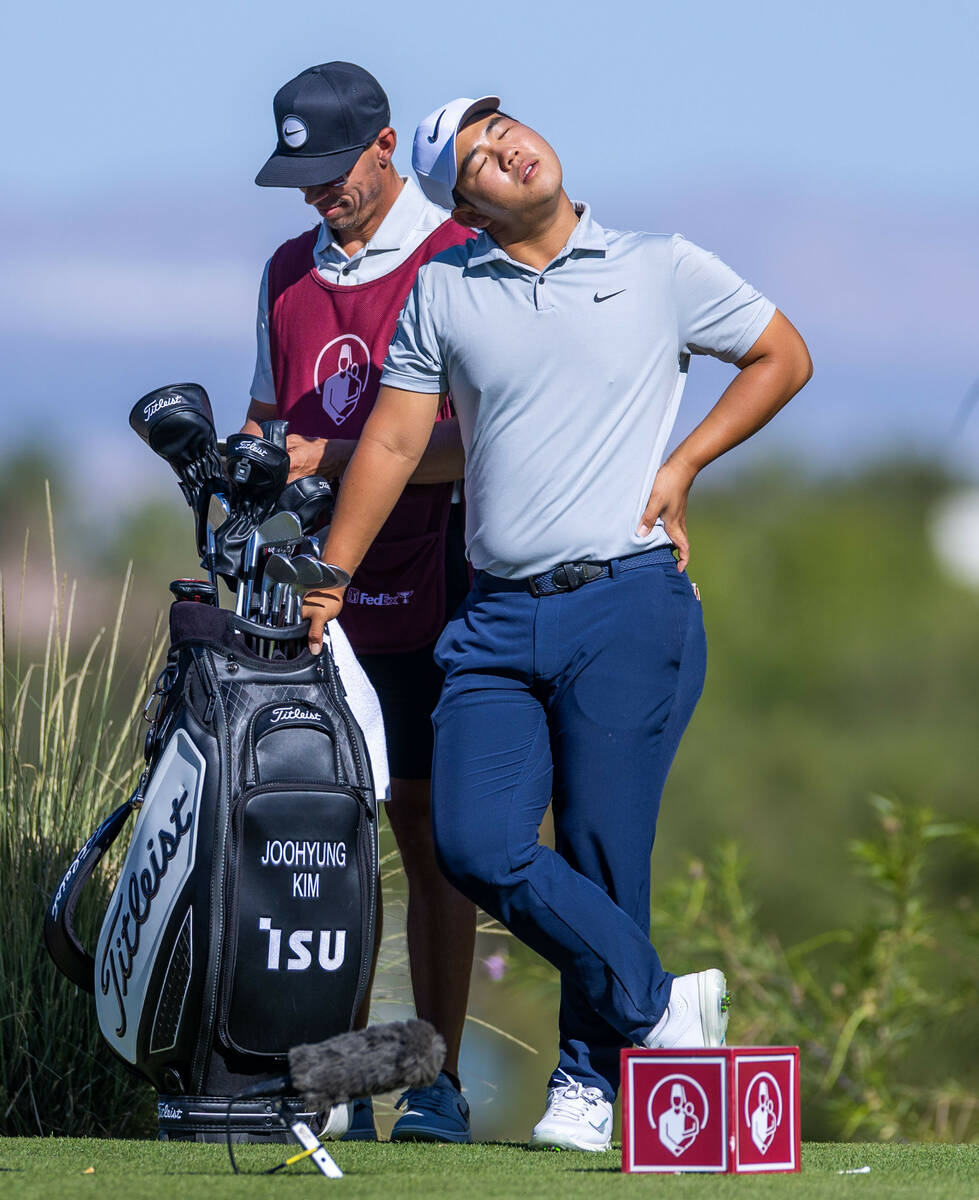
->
[242,510,303,619]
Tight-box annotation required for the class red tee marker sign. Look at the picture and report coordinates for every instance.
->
[621,1047,800,1174]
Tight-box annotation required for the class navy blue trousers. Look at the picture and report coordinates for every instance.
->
[430,553,707,1099]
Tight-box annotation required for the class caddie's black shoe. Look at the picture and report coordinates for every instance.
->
[341,1096,377,1141]
[390,1072,471,1143]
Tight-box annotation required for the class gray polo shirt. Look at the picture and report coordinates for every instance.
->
[381,205,775,578]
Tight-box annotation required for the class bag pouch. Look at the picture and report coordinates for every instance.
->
[248,700,341,785]
[218,784,371,1056]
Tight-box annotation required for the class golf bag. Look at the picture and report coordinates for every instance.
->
[45,601,378,1142]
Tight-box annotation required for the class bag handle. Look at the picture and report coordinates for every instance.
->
[43,793,139,993]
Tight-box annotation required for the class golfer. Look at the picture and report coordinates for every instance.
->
[304,96,812,1149]
[245,63,475,1143]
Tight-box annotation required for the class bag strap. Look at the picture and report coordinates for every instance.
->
[43,792,139,993]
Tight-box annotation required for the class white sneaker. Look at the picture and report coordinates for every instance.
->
[319,1101,352,1140]
[529,1071,613,1152]
[643,969,731,1049]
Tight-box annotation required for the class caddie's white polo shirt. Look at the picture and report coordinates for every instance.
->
[250,176,446,405]
[381,205,775,578]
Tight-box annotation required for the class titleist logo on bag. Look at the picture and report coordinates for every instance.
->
[269,705,323,724]
[99,789,195,1036]
[95,731,205,1061]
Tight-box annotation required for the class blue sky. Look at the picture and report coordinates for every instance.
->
[2,0,977,504]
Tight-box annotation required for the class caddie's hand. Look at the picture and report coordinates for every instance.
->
[285,435,326,482]
[637,456,698,572]
[286,434,356,482]
[303,588,345,656]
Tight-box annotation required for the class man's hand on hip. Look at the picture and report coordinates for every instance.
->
[637,455,697,572]
[635,310,812,576]
[286,434,357,482]
[303,588,346,656]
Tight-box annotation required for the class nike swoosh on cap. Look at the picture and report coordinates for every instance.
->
[594,290,626,303]
[427,109,447,144]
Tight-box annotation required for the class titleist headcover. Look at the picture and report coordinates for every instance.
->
[207,434,293,584]
[276,475,335,534]
[259,419,290,450]
[129,384,227,554]
[224,433,291,522]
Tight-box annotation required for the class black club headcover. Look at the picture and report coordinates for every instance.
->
[224,433,291,525]
[209,434,291,587]
[208,511,254,588]
[129,384,227,554]
[259,419,290,450]
[276,475,335,534]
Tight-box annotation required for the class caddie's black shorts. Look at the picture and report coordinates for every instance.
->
[358,504,470,780]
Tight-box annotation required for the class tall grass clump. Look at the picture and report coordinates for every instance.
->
[0,493,160,1135]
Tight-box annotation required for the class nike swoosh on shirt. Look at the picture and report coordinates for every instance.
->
[594,290,626,303]
[427,110,447,143]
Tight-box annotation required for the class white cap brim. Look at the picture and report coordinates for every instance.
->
[412,95,501,210]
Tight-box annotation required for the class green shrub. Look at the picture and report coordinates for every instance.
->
[504,794,979,1142]
[652,795,979,1141]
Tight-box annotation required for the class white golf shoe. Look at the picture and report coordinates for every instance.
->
[319,1101,353,1139]
[642,969,731,1049]
[529,1071,613,1152]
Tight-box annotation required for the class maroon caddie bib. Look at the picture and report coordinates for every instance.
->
[267,218,471,653]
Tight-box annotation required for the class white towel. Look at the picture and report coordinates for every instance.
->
[326,620,390,802]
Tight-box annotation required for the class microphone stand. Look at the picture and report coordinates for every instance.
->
[269,1099,343,1179]
[225,1096,342,1179]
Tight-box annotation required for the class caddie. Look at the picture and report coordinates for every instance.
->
[245,62,476,1143]
[303,95,812,1150]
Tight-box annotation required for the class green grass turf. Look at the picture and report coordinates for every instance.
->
[0,1140,976,1200]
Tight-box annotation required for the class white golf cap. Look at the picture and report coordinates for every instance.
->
[412,95,501,210]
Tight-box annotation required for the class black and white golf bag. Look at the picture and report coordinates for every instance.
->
[45,602,378,1141]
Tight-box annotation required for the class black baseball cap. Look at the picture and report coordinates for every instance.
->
[255,62,391,188]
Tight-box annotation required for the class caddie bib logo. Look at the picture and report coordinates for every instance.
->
[313,334,371,425]
[744,1071,782,1155]
[648,1074,709,1157]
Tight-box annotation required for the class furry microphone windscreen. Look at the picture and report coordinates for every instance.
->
[288,1019,446,1110]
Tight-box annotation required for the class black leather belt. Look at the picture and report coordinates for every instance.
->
[476,545,678,597]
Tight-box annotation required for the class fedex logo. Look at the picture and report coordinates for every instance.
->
[345,588,414,607]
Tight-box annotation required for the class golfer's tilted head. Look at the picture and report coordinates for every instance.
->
[413,97,564,219]
[412,97,498,210]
